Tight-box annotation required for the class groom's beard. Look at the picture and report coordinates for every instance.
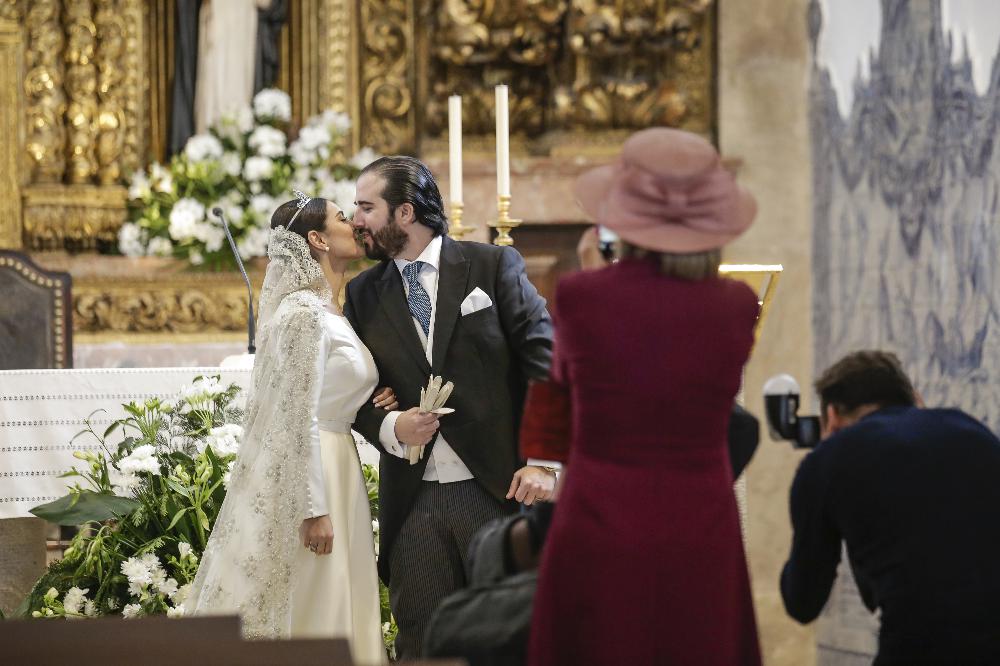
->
[364,217,409,261]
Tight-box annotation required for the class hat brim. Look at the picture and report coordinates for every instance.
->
[575,164,757,254]
[573,164,617,225]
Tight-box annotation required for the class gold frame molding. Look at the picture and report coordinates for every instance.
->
[0,18,23,249]
[69,260,264,335]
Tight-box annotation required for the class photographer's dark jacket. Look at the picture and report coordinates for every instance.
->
[782,406,1000,665]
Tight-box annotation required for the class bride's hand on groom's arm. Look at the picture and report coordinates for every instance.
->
[300,515,334,556]
[372,386,399,411]
[395,408,439,447]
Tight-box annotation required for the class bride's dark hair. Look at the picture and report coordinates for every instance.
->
[270,197,329,240]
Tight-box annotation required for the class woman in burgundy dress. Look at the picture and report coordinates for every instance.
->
[525,128,763,666]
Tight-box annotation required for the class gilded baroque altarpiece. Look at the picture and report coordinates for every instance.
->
[0,0,716,337]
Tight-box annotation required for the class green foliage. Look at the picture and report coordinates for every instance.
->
[22,375,397,654]
[30,491,140,526]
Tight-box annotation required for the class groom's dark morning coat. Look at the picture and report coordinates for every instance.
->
[345,236,553,581]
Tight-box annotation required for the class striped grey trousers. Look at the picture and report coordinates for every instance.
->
[389,479,514,659]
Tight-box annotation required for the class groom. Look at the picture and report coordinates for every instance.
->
[345,156,555,658]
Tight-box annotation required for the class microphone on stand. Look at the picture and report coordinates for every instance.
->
[213,207,256,355]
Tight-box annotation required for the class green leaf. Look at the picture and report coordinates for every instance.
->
[196,507,210,532]
[103,420,123,440]
[165,477,192,499]
[29,491,140,526]
[166,508,190,531]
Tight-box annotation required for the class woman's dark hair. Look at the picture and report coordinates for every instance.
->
[360,156,449,236]
[270,197,329,239]
[815,350,917,416]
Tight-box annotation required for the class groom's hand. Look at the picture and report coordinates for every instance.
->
[507,466,556,506]
[395,407,439,447]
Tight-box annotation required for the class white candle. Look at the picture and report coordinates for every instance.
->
[448,95,463,205]
[494,84,510,198]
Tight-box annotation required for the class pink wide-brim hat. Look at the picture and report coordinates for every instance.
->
[574,128,757,253]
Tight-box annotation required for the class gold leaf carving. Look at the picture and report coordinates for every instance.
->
[423,0,715,139]
[24,0,66,183]
[93,0,125,185]
[360,0,415,153]
[63,0,99,184]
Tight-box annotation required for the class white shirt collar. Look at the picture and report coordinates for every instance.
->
[394,234,443,275]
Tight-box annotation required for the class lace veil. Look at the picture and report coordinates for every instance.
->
[185,226,333,638]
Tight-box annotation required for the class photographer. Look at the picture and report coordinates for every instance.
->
[782,350,1000,664]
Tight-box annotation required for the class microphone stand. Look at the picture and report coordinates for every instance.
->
[212,207,256,355]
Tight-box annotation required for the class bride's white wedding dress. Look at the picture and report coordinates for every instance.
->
[185,227,384,665]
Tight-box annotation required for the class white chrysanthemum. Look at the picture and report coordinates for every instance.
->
[173,583,192,605]
[158,577,179,598]
[168,198,206,241]
[118,445,161,477]
[146,236,173,258]
[297,124,332,152]
[150,163,174,194]
[220,152,243,177]
[249,193,277,218]
[121,556,153,589]
[199,423,243,456]
[128,169,151,200]
[109,467,140,497]
[236,106,255,133]
[248,125,286,158]
[83,599,97,617]
[290,168,315,194]
[323,180,357,218]
[177,376,226,411]
[237,225,270,260]
[350,147,379,169]
[62,587,89,615]
[213,114,245,149]
[122,603,142,619]
[178,542,192,559]
[118,222,146,258]
[243,155,275,182]
[166,604,185,618]
[319,109,351,133]
[191,220,225,253]
[252,88,292,122]
[184,134,224,163]
[288,142,316,168]
[189,249,204,266]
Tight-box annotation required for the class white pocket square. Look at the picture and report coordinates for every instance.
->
[461,287,493,316]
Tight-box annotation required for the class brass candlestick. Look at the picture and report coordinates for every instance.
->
[448,201,474,240]
[489,195,522,247]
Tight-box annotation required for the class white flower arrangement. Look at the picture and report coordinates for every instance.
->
[198,423,243,457]
[184,134,224,163]
[253,88,292,122]
[24,374,397,655]
[121,88,379,270]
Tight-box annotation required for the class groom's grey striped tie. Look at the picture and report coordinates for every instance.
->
[402,261,432,337]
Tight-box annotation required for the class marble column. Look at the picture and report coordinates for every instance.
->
[0,518,48,616]
[718,0,816,664]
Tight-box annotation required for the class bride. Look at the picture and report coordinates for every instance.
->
[185,192,392,664]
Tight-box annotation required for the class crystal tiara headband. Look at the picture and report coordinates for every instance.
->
[286,190,312,231]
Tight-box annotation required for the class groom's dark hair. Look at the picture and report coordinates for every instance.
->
[361,156,449,236]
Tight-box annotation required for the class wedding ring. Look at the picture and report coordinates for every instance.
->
[309,543,317,552]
